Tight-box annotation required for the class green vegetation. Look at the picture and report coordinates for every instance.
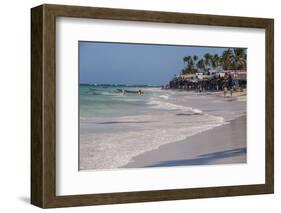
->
[181,48,247,75]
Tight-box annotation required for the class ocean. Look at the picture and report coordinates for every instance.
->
[79,85,246,170]
[80,85,168,117]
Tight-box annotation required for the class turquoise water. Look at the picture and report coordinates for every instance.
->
[79,84,246,170]
[80,85,166,117]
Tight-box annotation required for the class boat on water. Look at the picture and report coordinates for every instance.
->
[116,89,144,95]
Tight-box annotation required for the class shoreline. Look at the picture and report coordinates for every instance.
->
[163,87,247,97]
[123,115,246,168]
[80,86,247,170]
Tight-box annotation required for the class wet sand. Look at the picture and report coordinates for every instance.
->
[123,115,246,168]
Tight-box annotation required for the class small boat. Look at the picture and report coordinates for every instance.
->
[124,90,139,94]
[116,88,144,95]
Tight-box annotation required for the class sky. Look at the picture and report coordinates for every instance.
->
[79,41,230,86]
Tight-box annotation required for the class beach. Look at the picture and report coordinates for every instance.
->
[123,115,246,168]
[79,85,246,170]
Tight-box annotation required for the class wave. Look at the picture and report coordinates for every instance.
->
[79,112,225,170]
[147,99,203,114]
[159,95,169,100]
[88,90,124,97]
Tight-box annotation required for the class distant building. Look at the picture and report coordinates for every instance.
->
[223,70,247,80]
[180,74,196,80]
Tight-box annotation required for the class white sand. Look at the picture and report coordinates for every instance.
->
[123,115,246,168]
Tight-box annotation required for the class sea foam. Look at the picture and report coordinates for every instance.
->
[80,111,225,170]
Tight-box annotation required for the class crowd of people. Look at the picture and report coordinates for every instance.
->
[164,72,246,97]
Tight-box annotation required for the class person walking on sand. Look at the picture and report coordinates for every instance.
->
[228,75,234,97]
[223,79,228,97]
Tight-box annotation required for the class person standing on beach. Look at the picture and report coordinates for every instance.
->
[224,82,227,97]
[223,73,228,97]
[228,75,234,97]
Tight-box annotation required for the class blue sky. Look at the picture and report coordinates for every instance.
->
[79,41,229,85]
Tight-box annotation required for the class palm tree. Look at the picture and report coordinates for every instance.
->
[180,47,246,77]
[182,56,196,74]
[211,54,221,71]
[187,56,194,73]
[196,58,205,72]
[221,48,234,70]
[192,55,198,72]
[203,53,212,71]
[183,56,189,68]
[193,55,198,62]
[232,48,246,70]
[181,68,187,75]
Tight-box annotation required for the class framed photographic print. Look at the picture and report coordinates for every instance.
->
[31,4,274,208]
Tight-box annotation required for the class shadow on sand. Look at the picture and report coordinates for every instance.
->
[145,148,246,167]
